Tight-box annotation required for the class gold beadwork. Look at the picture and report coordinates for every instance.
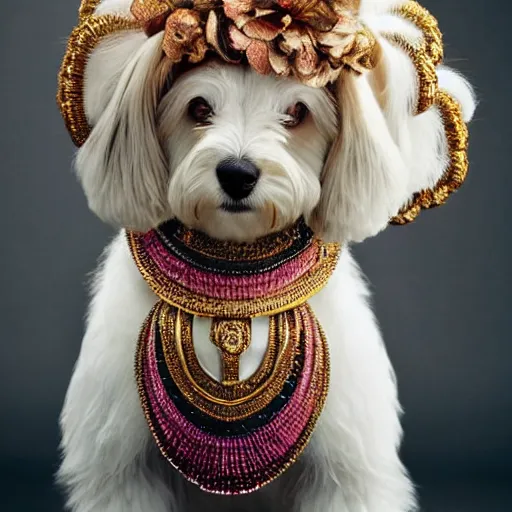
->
[392,90,469,225]
[128,231,341,318]
[57,15,139,147]
[210,318,252,383]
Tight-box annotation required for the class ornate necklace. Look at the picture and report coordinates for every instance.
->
[128,218,341,494]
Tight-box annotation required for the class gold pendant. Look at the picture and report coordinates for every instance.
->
[210,318,252,384]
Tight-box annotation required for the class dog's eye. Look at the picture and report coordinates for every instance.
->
[188,97,214,125]
[282,102,309,128]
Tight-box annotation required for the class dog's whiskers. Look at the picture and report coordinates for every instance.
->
[271,203,278,231]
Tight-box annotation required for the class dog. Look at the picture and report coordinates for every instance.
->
[57,1,475,511]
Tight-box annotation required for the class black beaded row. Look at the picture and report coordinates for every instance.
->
[150,324,305,437]
[154,217,314,276]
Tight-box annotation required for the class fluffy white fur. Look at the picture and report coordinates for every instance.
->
[59,0,476,511]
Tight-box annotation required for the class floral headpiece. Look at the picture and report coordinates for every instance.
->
[129,0,377,87]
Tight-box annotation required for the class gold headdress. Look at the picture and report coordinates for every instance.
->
[57,0,469,225]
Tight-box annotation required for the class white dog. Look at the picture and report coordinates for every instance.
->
[57,1,475,511]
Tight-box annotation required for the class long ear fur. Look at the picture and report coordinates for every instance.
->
[84,31,148,126]
[314,71,408,242]
[314,2,476,243]
[75,32,171,231]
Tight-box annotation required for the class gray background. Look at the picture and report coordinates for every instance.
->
[1,1,510,511]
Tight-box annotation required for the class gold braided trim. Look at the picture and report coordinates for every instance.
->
[57,15,139,147]
[128,231,341,318]
[79,0,102,21]
[391,90,469,225]
[393,1,443,66]
[161,304,299,421]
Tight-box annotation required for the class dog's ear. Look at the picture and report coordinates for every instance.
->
[313,5,476,243]
[75,29,172,232]
[313,68,408,243]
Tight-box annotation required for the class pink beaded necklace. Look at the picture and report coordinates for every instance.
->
[128,218,340,494]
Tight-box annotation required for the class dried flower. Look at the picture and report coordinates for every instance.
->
[130,0,378,87]
[163,9,208,63]
[223,0,376,86]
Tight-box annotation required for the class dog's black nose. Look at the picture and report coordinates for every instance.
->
[216,158,260,201]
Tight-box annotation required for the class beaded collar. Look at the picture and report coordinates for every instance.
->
[128,218,341,494]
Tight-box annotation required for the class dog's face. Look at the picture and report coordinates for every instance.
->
[77,32,420,243]
[160,62,337,240]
